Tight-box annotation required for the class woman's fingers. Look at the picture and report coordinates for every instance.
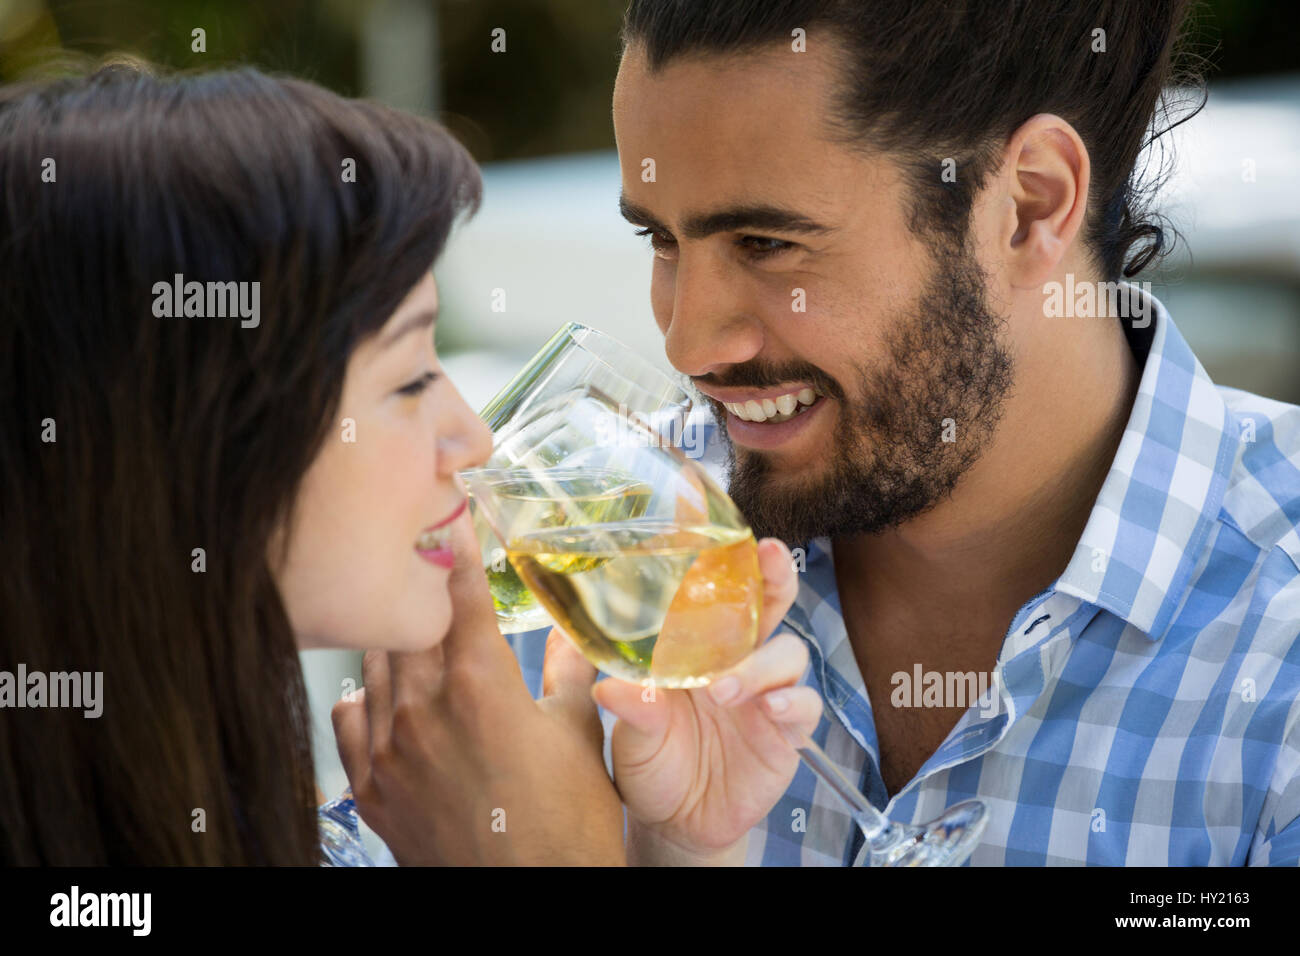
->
[360,648,393,753]
[541,627,597,703]
[439,511,504,663]
[389,641,446,720]
[539,627,605,753]
[331,690,370,788]
[755,537,798,641]
[705,632,809,708]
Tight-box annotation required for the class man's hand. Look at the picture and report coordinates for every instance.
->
[585,537,822,863]
[331,511,625,865]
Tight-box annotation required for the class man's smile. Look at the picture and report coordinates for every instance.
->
[693,381,835,450]
[712,386,821,424]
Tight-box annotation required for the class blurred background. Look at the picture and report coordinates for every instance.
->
[4,0,1297,843]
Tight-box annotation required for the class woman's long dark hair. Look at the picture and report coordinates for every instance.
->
[0,60,481,864]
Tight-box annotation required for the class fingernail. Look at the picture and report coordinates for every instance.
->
[765,692,790,715]
[709,676,740,704]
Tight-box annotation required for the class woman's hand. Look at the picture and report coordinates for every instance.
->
[332,512,626,865]
[583,537,822,864]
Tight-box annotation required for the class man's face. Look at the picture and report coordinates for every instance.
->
[613,40,1015,546]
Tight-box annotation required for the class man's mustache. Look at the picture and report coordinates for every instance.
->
[692,360,845,402]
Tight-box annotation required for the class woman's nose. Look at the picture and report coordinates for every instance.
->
[439,382,493,473]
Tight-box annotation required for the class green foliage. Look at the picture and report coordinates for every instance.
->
[0,0,1294,162]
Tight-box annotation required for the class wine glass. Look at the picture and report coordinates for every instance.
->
[462,353,989,866]
[470,322,694,634]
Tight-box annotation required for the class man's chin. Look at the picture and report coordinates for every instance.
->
[724,431,830,483]
[729,422,847,477]
[738,454,815,491]
[726,465,830,545]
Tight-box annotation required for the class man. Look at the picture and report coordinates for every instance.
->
[513,0,1300,865]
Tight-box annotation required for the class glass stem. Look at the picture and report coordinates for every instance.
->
[777,724,892,844]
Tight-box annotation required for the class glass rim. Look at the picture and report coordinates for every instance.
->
[561,323,690,407]
[461,464,633,486]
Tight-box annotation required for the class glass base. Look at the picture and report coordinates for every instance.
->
[867,799,988,867]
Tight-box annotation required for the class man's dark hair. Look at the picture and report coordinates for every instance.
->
[623,0,1205,280]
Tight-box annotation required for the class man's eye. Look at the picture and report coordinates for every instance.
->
[396,371,439,396]
[738,235,794,258]
[634,227,676,249]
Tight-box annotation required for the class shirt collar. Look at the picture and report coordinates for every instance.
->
[1049,286,1239,641]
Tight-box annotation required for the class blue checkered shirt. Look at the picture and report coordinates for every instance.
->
[509,289,1300,865]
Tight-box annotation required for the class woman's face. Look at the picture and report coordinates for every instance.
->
[275,272,492,650]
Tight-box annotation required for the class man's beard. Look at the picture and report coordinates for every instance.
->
[706,240,1014,548]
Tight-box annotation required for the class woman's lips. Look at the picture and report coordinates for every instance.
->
[415,497,466,568]
[428,497,467,530]
[416,544,455,569]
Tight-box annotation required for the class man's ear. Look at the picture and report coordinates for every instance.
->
[998,114,1091,290]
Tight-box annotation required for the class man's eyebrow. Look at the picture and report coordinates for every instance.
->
[619,194,834,240]
[379,307,437,348]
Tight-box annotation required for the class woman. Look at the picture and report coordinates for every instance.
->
[0,60,820,865]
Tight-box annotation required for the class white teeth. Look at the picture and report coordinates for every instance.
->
[416,527,450,551]
[721,387,822,424]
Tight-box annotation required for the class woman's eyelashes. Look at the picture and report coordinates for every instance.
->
[634,228,794,261]
[396,370,440,396]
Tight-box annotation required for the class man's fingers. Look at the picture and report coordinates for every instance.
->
[704,632,809,708]
[592,676,673,738]
[742,685,826,767]
[755,537,798,640]
[760,685,824,738]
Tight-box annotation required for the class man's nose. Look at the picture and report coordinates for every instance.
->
[663,252,764,378]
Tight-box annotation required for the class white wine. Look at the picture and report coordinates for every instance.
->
[470,471,654,633]
[507,520,760,687]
